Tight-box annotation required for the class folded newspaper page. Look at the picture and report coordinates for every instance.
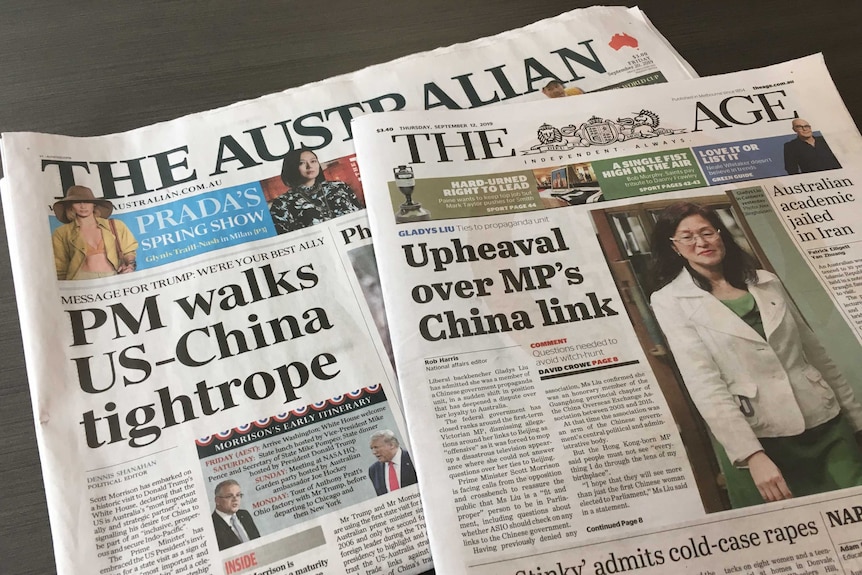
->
[353,54,862,575]
[0,6,696,575]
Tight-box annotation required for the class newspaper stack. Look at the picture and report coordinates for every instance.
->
[0,7,697,575]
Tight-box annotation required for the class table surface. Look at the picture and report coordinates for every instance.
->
[2,1,861,573]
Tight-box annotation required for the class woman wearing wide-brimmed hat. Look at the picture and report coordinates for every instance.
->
[51,185,138,280]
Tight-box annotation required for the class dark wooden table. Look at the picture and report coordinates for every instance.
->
[1,1,861,573]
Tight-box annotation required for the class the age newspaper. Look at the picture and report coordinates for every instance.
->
[353,54,862,575]
[0,6,697,575]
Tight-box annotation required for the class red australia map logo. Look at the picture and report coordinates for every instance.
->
[609,33,638,51]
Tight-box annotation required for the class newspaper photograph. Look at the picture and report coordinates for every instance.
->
[353,54,862,574]
[0,6,699,575]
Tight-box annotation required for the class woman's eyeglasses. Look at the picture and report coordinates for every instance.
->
[670,228,720,245]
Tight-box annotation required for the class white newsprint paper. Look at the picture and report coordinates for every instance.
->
[354,54,862,575]
[0,6,696,575]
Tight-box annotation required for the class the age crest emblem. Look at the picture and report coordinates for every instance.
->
[523,109,685,155]
[581,117,621,145]
[537,123,564,145]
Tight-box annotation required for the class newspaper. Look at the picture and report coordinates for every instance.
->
[0,6,696,575]
[353,54,862,574]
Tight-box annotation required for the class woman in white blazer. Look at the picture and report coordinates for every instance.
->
[650,202,862,507]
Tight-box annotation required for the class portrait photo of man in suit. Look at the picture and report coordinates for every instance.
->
[783,118,842,174]
[211,479,261,550]
[368,430,417,496]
